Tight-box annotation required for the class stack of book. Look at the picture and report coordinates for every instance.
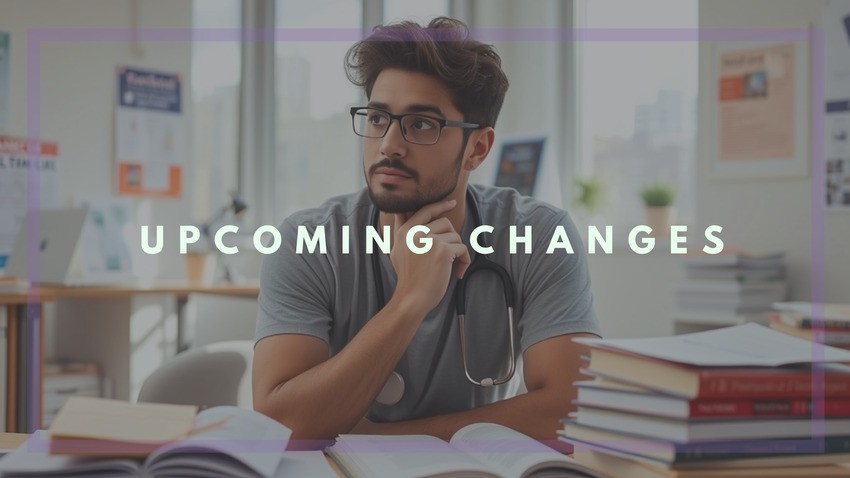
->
[676,251,787,325]
[769,302,850,351]
[560,324,850,477]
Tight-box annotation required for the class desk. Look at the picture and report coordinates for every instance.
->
[0,282,259,433]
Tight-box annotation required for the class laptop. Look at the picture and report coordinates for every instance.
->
[6,208,138,286]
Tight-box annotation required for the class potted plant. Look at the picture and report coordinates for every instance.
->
[574,176,606,215]
[573,176,608,231]
[640,183,676,235]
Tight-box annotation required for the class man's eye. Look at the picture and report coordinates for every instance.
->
[411,118,437,130]
[368,114,388,126]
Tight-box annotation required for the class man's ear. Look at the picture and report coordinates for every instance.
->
[463,127,495,171]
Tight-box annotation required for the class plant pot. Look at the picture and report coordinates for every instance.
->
[644,206,675,237]
[185,253,217,284]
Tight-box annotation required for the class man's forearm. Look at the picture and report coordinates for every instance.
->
[260,296,425,440]
[355,386,572,445]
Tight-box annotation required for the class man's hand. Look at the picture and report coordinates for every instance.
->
[390,199,471,314]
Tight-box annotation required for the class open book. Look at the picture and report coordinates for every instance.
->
[0,406,291,477]
[327,422,602,478]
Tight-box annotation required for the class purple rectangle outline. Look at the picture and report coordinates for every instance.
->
[24,26,828,456]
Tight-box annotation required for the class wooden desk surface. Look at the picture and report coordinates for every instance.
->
[0,281,259,303]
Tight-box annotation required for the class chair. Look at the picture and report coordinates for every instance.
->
[136,340,254,409]
[185,293,258,348]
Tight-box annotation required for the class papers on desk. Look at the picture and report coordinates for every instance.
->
[574,323,850,366]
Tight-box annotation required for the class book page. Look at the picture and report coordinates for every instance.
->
[575,323,850,366]
[329,434,498,478]
[146,406,291,478]
[450,424,595,478]
[0,430,142,477]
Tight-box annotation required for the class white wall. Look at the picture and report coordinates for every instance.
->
[697,0,850,303]
[1,0,194,280]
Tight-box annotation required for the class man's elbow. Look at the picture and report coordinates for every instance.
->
[252,386,339,443]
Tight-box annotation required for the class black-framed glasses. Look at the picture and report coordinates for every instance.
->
[350,107,480,145]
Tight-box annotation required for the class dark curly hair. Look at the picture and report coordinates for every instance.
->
[344,17,509,128]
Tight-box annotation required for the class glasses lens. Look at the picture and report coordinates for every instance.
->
[401,115,440,145]
[353,108,389,138]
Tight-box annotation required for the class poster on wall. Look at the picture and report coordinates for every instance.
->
[712,41,808,179]
[0,135,61,270]
[824,1,850,210]
[0,31,10,131]
[115,66,184,198]
[494,137,546,197]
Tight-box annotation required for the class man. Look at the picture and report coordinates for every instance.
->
[253,17,600,443]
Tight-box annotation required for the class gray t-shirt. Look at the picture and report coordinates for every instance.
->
[255,184,600,422]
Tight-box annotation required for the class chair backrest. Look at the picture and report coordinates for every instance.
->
[186,293,258,348]
[137,340,254,409]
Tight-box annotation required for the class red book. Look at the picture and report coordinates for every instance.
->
[584,347,850,399]
[575,379,850,419]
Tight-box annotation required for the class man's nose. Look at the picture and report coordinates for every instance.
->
[379,119,408,157]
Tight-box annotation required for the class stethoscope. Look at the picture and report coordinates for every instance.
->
[371,190,517,406]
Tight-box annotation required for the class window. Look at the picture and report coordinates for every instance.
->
[272,0,364,219]
[190,0,242,221]
[268,0,450,221]
[575,0,698,227]
[383,0,449,23]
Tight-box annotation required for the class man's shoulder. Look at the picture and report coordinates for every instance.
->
[282,189,371,228]
[469,184,568,225]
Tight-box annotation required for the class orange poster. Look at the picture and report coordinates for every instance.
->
[717,43,795,162]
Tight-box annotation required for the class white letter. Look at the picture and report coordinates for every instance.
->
[470,225,494,255]
[703,225,724,254]
[509,225,532,254]
[366,225,391,254]
[296,225,327,254]
[215,225,239,255]
[140,225,163,254]
[546,225,575,254]
[179,225,200,254]
[341,225,349,254]
[588,226,613,254]
[628,225,655,254]
[406,225,432,254]
[670,225,688,254]
[253,225,281,254]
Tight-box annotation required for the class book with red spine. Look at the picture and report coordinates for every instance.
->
[583,348,850,399]
[575,379,850,419]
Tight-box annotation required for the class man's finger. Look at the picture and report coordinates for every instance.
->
[424,217,454,235]
[407,199,456,226]
[446,243,472,279]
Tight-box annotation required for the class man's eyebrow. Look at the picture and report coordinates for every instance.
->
[366,102,445,117]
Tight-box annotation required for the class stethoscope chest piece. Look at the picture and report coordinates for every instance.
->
[376,371,405,405]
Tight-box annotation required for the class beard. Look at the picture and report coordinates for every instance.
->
[366,141,466,214]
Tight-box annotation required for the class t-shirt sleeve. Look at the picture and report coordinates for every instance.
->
[516,209,601,352]
[254,218,335,344]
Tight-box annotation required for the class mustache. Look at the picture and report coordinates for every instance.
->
[369,159,419,180]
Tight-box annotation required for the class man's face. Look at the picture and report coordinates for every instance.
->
[363,68,468,214]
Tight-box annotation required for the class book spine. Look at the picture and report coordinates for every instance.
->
[690,399,850,418]
[675,436,850,463]
[698,374,850,399]
[799,318,850,330]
